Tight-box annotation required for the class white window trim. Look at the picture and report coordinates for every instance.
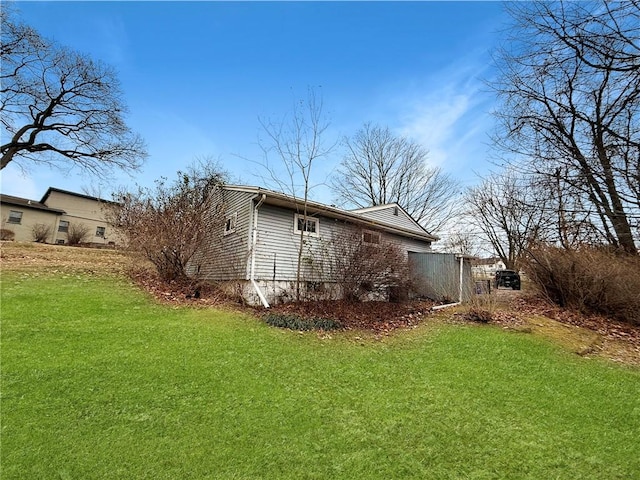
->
[294,213,319,238]
[224,212,237,236]
[362,229,381,245]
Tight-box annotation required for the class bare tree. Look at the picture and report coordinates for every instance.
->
[331,123,460,233]
[1,9,147,173]
[464,171,548,270]
[491,0,640,253]
[257,87,334,300]
[108,160,228,281]
[439,231,479,257]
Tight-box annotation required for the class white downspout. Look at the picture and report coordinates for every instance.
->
[458,254,464,303]
[250,194,270,308]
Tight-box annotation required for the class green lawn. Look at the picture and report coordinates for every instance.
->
[2,272,639,479]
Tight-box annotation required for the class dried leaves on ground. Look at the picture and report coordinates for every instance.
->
[262,300,435,333]
[3,241,639,365]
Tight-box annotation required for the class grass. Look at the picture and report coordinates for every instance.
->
[2,266,640,478]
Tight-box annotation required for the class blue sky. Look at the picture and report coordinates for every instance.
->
[1,1,509,205]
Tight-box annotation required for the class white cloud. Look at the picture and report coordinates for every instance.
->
[400,89,474,167]
[0,166,41,199]
[394,58,496,184]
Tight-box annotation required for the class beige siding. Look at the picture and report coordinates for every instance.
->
[44,191,117,245]
[0,204,59,243]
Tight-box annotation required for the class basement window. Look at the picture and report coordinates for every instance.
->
[294,213,319,237]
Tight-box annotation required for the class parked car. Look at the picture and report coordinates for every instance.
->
[495,270,521,290]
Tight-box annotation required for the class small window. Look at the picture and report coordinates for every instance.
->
[294,214,319,237]
[58,220,69,233]
[224,212,237,235]
[95,226,106,238]
[56,239,65,245]
[7,210,23,224]
[363,230,381,245]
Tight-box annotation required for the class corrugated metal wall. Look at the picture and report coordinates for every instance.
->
[409,252,473,302]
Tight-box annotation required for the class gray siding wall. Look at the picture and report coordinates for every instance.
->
[353,206,425,235]
[188,189,254,281]
[385,232,433,256]
[253,204,330,282]
[253,203,432,282]
[191,192,434,299]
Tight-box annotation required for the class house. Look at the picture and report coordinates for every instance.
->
[187,185,438,307]
[0,187,118,246]
[471,257,506,278]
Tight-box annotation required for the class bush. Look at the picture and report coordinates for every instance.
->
[523,245,640,325]
[32,223,51,243]
[66,222,90,245]
[1,228,15,241]
[107,160,228,281]
[328,228,412,303]
[264,313,342,331]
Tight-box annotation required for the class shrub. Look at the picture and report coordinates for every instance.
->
[523,245,640,325]
[107,160,228,281]
[328,228,412,303]
[1,228,15,241]
[264,313,342,331]
[32,223,51,243]
[66,222,90,245]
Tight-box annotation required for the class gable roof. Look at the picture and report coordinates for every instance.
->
[0,193,66,214]
[350,203,428,236]
[223,185,439,242]
[40,187,116,205]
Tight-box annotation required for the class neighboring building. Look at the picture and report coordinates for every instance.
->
[188,185,438,306]
[0,187,117,246]
[472,257,506,277]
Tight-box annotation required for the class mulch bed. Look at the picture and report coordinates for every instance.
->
[262,299,436,333]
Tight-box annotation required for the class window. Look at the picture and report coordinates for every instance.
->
[224,212,237,235]
[58,220,69,233]
[363,230,381,245]
[56,239,65,245]
[7,210,22,224]
[96,226,106,238]
[294,213,319,237]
